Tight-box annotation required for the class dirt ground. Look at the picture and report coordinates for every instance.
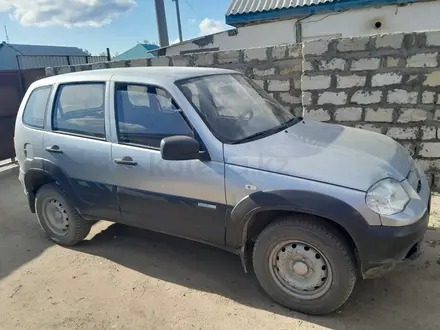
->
[1,167,440,330]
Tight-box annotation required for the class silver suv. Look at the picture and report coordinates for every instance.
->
[15,67,430,315]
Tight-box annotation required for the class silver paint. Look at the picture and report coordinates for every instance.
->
[15,67,430,229]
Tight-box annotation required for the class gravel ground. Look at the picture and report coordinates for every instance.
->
[1,167,440,330]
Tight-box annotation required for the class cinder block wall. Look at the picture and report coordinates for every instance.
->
[46,31,440,188]
[46,44,303,116]
[302,32,440,188]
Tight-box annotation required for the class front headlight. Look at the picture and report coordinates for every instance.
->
[366,178,410,215]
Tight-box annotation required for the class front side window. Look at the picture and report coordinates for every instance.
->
[115,83,192,148]
[52,83,105,138]
[22,86,52,128]
[177,74,298,144]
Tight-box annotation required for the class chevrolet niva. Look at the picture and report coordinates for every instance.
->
[15,67,430,314]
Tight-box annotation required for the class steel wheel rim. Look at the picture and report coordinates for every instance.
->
[269,240,332,300]
[42,198,69,236]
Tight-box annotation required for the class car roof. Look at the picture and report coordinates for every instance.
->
[34,67,237,88]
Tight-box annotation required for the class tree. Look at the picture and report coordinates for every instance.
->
[80,48,91,56]
[143,40,158,46]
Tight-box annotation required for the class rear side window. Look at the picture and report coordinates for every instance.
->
[52,83,105,138]
[22,86,52,128]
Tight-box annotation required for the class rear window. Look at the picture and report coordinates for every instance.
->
[52,83,105,138]
[22,86,52,128]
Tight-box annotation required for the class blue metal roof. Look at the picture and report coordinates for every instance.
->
[226,0,336,15]
[0,42,87,56]
[113,44,159,61]
[226,0,422,25]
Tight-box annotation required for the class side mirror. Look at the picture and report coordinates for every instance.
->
[160,135,201,161]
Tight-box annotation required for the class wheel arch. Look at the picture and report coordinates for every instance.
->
[24,160,79,213]
[227,190,367,271]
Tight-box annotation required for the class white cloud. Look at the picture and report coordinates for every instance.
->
[188,18,197,24]
[199,18,227,36]
[0,0,136,27]
[170,38,181,45]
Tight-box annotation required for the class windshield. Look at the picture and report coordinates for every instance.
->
[176,74,297,143]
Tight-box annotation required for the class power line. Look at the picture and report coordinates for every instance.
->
[183,0,197,15]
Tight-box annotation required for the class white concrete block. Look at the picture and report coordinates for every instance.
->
[194,53,215,66]
[253,67,275,76]
[375,34,404,49]
[301,75,331,90]
[371,73,403,86]
[335,107,362,121]
[303,108,331,121]
[267,80,290,92]
[337,75,366,88]
[319,58,346,71]
[279,93,301,104]
[272,46,287,59]
[419,143,440,157]
[351,58,381,71]
[422,126,437,140]
[426,31,440,46]
[337,37,369,51]
[406,53,438,68]
[424,71,440,87]
[365,108,394,122]
[317,92,347,105]
[302,92,313,105]
[387,127,418,140]
[288,44,302,58]
[351,91,382,104]
[217,51,239,64]
[244,48,267,62]
[398,109,428,123]
[422,91,436,104]
[387,89,418,104]
[386,57,400,67]
[303,39,330,56]
[150,57,170,66]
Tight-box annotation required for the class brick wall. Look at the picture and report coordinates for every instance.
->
[302,32,440,188]
[46,31,440,188]
[46,44,303,116]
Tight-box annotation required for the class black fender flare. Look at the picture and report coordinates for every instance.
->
[226,189,369,251]
[24,159,80,212]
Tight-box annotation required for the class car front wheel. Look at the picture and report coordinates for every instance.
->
[252,215,357,315]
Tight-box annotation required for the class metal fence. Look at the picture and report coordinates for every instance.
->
[0,68,47,161]
[17,55,109,70]
[0,54,112,161]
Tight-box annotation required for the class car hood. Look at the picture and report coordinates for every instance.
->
[223,120,412,191]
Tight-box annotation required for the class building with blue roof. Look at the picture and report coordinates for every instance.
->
[0,42,88,70]
[225,0,424,26]
[113,43,159,61]
[150,0,440,57]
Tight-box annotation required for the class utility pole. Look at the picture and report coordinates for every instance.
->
[4,25,10,43]
[172,0,183,42]
[154,0,169,48]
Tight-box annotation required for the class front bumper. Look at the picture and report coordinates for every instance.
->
[358,196,430,279]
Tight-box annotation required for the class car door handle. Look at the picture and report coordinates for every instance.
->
[114,157,138,166]
[45,145,63,154]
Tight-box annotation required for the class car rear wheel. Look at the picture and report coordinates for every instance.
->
[35,183,91,246]
[252,215,357,315]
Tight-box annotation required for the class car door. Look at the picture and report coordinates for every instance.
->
[109,81,225,245]
[42,81,119,221]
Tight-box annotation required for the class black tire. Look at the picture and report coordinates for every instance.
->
[35,183,91,246]
[252,215,357,315]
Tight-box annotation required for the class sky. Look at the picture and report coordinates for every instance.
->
[0,0,233,55]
